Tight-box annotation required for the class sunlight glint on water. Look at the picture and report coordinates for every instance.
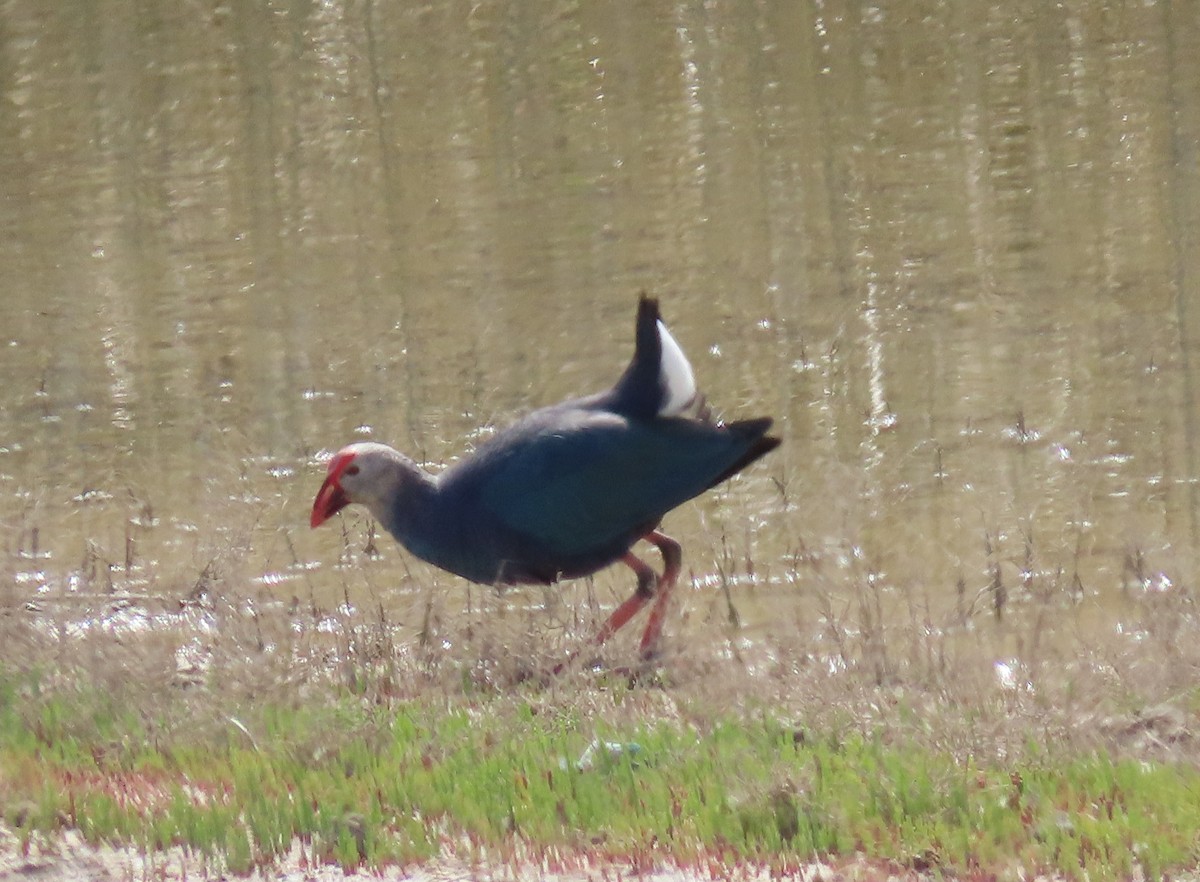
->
[0,0,1198,681]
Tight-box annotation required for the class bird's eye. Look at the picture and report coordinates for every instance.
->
[345,464,360,476]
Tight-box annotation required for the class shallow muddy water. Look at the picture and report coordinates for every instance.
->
[3,0,1200,674]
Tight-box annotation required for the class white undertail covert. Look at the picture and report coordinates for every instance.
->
[655,319,698,417]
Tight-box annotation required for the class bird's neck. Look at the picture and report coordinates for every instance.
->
[366,456,452,565]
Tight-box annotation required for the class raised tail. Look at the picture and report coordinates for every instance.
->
[609,295,708,420]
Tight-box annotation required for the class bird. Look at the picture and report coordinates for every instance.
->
[310,295,780,659]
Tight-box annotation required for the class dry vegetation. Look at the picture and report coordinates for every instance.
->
[8,509,1199,757]
[3,492,1200,880]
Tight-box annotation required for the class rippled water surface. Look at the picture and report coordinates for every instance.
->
[3,0,1200,668]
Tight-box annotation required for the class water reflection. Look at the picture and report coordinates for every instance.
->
[1,0,1199,676]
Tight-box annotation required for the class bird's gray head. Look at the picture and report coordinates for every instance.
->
[310,441,418,527]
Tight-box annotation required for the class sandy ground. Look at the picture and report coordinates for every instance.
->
[0,824,856,882]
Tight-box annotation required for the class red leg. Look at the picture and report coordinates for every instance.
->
[638,530,681,656]
[561,531,682,675]
[552,552,657,676]
[594,552,656,645]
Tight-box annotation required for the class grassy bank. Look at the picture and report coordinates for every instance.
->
[2,650,1199,880]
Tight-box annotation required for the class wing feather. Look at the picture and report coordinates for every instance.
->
[471,410,746,556]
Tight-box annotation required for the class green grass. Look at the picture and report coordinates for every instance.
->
[2,667,1199,879]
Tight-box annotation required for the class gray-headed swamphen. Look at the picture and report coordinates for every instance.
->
[311,296,779,658]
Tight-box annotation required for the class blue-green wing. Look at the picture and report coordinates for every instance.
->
[471,409,748,556]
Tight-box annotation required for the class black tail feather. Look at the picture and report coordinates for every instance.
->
[709,417,780,488]
[608,294,665,419]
